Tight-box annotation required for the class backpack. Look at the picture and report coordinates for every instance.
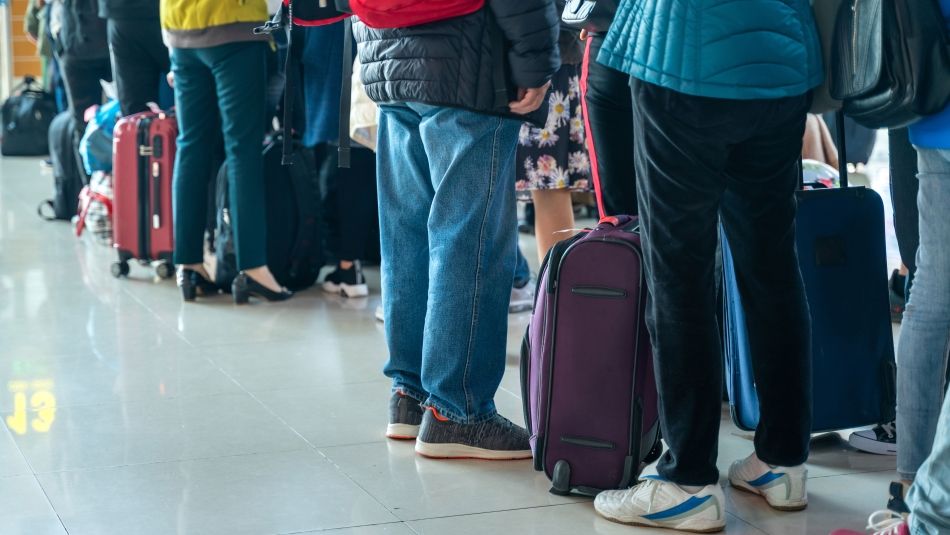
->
[79,100,121,175]
[38,111,85,221]
[212,136,325,292]
[1,76,57,156]
[830,0,950,129]
[52,0,109,59]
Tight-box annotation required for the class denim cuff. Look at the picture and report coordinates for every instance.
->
[392,384,427,405]
[423,395,498,425]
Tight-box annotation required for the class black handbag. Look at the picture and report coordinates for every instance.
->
[1,76,57,157]
[830,0,950,129]
[561,0,618,33]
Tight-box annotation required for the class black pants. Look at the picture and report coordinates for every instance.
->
[107,18,169,117]
[631,79,812,485]
[319,145,380,262]
[58,54,113,129]
[583,35,638,216]
[889,128,920,278]
[58,54,112,182]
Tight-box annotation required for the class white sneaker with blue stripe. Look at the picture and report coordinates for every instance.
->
[594,476,726,533]
[728,452,808,511]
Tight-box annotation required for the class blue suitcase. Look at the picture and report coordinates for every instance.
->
[721,118,896,432]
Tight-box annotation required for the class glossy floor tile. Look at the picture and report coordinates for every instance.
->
[1,149,903,534]
[37,450,398,535]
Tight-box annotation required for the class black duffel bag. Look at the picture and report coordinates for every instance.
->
[830,0,950,129]
[1,76,57,156]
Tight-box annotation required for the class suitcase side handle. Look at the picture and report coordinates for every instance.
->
[152,161,162,228]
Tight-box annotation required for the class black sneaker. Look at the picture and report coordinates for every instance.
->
[322,261,369,298]
[887,481,911,516]
[848,421,897,455]
[387,390,424,440]
[889,270,906,323]
[414,407,532,460]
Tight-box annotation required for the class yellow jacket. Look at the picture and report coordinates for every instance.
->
[161,0,267,31]
[161,0,268,48]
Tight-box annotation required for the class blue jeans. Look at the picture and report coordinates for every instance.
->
[907,388,950,534]
[898,148,950,480]
[377,103,520,423]
[170,43,267,270]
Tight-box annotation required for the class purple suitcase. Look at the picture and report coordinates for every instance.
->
[521,215,662,496]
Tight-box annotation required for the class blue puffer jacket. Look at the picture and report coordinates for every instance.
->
[598,0,823,100]
[909,0,950,150]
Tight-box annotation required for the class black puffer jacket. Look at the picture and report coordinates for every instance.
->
[353,1,560,120]
[98,0,159,20]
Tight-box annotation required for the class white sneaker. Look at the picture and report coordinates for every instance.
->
[509,282,535,313]
[322,261,369,298]
[728,452,808,511]
[594,476,726,533]
[849,421,897,456]
[374,305,384,322]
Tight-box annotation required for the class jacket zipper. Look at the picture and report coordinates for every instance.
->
[852,0,859,76]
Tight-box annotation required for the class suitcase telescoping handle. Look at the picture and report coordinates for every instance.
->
[835,109,849,188]
[799,109,849,190]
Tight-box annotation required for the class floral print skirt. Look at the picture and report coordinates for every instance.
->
[515,64,592,196]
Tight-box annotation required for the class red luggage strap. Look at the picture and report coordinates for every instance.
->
[75,186,113,238]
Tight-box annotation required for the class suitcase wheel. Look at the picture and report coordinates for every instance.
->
[111,261,130,278]
[549,460,572,496]
[155,262,174,280]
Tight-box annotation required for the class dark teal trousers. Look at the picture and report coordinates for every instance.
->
[171,42,267,270]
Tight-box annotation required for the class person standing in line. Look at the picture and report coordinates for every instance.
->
[592,1,822,531]
[100,0,168,117]
[515,19,591,263]
[353,2,560,459]
[161,0,290,304]
[49,0,112,179]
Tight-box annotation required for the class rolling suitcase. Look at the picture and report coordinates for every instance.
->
[722,111,896,432]
[522,215,661,496]
[111,110,177,279]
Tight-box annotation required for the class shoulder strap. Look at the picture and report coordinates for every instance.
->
[37,200,57,221]
[282,3,297,165]
[338,18,354,169]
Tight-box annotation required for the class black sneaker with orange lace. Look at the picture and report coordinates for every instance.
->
[414,407,532,460]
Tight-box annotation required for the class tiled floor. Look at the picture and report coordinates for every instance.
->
[0,152,899,535]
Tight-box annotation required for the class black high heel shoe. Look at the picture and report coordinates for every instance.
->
[178,268,218,302]
[232,272,293,304]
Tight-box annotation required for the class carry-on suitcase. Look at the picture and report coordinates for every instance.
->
[722,112,895,432]
[111,110,177,279]
[522,215,661,496]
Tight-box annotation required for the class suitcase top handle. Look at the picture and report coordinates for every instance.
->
[599,215,639,233]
